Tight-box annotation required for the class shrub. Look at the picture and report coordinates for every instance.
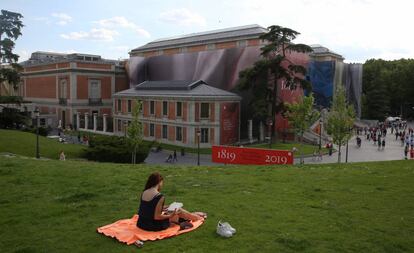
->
[85,135,149,163]
[22,126,51,136]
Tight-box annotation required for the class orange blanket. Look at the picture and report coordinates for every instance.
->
[97,215,204,245]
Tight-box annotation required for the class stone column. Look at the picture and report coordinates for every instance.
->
[248,119,253,142]
[259,121,264,142]
[84,113,89,130]
[93,113,97,131]
[76,112,80,130]
[103,114,107,132]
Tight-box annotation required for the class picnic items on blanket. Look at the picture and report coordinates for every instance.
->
[216,221,236,238]
[97,214,204,245]
[167,202,183,212]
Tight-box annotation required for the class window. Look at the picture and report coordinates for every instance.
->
[117,99,121,112]
[163,101,168,116]
[200,128,209,143]
[150,101,155,115]
[162,125,168,139]
[176,127,182,141]
[157,50,163,56]
[149,124,155,137]
[179,47,188,53]
[127,100,132,113]
[237,40,247,47]
[59,79,67,98]
[200,103,210,118]
[176,102,182,117]
[88,79,101,99]
[117,119,122,132]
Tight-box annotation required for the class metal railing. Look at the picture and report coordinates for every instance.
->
[58,98,67,105]
[88,98,102,105]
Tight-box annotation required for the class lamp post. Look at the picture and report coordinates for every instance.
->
[319,118,323,151]
[197,129,201,166]
[34,109,40,159]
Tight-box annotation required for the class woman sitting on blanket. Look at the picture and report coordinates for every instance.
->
[137,172,206,231]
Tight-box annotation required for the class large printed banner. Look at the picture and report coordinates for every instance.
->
[212,146,294,165]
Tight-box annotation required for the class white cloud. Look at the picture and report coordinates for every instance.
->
[94,16,150,38]
[52,13,72,26]
[223,0,414,61]
[60,28,119,41]
[111,45,131,52]
[18,50,30,62]
[159,8,206,26]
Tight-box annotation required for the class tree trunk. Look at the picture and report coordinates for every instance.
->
[337,144,341,163]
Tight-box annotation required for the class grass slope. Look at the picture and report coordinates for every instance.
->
[0,157,413,253]
[0,129,85,160]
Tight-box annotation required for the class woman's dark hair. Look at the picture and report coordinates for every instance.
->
[144,172,163,190]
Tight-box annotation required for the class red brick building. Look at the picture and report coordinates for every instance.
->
[113,80,241,147]
[127,24,308,142]
[21,52,129,129]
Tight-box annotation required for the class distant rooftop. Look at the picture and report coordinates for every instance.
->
[21,51,123,67]
[114,80,241,100]
[131,24,267,53]
[310,44,344,59]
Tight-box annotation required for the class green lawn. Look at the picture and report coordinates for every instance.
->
[0,156,413,252]
[0,129,85,160]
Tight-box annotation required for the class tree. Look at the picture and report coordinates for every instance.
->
[0,10,24,88]
[285,94,319,164]
[362,58,414,120]
[238,25,313,144]
[127,100,143,164]
[325,86,355,163]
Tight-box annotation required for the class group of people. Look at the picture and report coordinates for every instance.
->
[364,126,387,150]
[360,121,414,159]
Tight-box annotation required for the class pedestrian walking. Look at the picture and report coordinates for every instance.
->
[173,150,178,162]
[165,154,173,163]
[381,140,385,150]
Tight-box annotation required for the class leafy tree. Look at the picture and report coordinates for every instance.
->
[325,86,355,163]
[127,100,143,164]
[285,94,319,164]
[362,59,414,120]
[238,25,312,143]
[0,10,24,88]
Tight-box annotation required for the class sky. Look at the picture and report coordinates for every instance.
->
[3,0,414,63]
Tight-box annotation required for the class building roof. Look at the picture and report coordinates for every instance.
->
[310,44,344,59]
[20,51,123,67]
[114,80,241,100]
[131,24,267,53]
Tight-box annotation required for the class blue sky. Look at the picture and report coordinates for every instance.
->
[3,0,414,62]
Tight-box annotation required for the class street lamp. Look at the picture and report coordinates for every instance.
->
[34,108,40,159]
[197,129,201,166]
[319,118,323,151]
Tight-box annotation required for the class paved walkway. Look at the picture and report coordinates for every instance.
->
[145,122,414,166]
[303,121,414,164]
